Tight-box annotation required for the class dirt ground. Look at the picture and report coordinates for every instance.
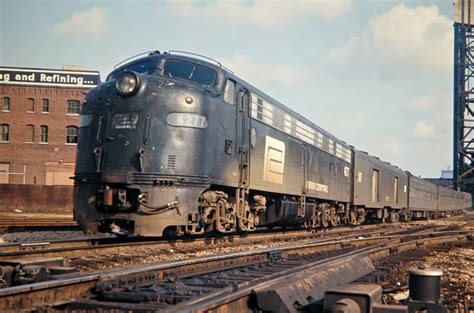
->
[384,245,474,311]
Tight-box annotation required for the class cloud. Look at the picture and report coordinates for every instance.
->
[414,120,436,138]
[219,54,310,89]
[328,4,452,77]
[54,6,111,39]
[404,93,450,111]
[404,93,452,137]
[380,140,403,156]
[330,112,367,134]
[159,0,352,29]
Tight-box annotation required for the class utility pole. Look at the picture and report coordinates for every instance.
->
[453,0,474,194]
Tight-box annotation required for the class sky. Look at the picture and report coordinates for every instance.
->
[0,0,457,178]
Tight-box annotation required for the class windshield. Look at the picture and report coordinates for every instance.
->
[163,60,216,86]
[107,59,155,81]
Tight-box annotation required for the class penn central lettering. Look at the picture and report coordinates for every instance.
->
[306,181,329,193]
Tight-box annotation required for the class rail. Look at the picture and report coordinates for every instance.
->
[0,228,472,312]
[0,223,425,260]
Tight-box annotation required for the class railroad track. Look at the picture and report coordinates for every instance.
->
[0,222,442,264]
[1,226,472,312]
[0,217,78,231]
[0,222,464,288]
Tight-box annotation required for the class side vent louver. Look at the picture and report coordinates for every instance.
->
[167,155,177,170]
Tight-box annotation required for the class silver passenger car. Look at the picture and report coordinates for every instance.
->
[407,173,438,218]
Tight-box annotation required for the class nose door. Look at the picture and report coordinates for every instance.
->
[103,111,142,171]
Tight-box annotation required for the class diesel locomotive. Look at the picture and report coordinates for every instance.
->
[74,50,472,236]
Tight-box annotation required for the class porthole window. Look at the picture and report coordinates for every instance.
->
[250,127,257,148]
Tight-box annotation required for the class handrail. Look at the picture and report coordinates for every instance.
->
[168,50,234,74]
[113,50,160,69]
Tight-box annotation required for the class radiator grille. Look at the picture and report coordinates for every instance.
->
[167,155,177,170]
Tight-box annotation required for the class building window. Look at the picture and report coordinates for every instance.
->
[40,125,48,143]
[26,125,34,143]
[67,100,80,114]
[66,126,78,144]
[42,99,49,113]
[0,124,9,142]
[2,97,10,111]
[27,98,34,112]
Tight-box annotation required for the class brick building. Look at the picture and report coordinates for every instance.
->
[0,66,100,185]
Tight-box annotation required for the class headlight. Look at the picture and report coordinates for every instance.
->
[115,71,139,96]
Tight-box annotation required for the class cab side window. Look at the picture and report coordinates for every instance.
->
[224,79,236,105]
